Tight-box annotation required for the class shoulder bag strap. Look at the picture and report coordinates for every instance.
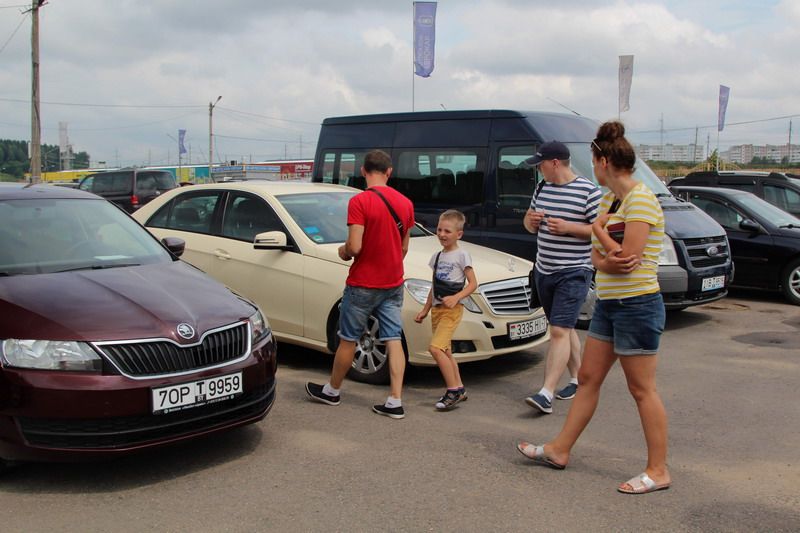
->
[367,187,404,238]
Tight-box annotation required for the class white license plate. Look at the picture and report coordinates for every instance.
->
[509,316,548,341]
[701,275,725,291]
[152,372,243,414]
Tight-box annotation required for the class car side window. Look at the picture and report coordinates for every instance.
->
[149,192,221,234]
[763,184,800,213]
[691,196,743,229]
[497,146,537,208]
[221,194,283,242]
[78,175,94,191]
[393,149,483,205]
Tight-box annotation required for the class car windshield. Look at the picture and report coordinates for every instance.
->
[735,193,800,227]
[277,191,428,244]
[0,198,173,275]
[565,143,671,196]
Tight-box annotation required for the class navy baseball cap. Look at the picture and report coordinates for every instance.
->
[525,141,571,166]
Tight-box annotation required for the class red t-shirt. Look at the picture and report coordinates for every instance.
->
[346,186,415,288]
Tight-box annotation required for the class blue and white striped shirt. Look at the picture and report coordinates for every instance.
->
[531,175,602,275]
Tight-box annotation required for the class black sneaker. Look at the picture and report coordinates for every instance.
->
[372,404,405,419]
[435,390,463,411]
[305,382,340,406]
[458,386,468,402]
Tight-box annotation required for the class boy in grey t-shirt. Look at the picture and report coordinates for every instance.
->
[414,210,478,410]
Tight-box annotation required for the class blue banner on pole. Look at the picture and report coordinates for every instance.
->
[178,129,187,155]
[413,2,437,78]
[717,85,730,132]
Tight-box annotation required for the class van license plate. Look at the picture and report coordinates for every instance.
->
[509,317,547,341]
[701,275,725,291]
[152,372,243,414]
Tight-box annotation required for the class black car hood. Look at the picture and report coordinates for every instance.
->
[0,261,254,343]
[660,197,726,239]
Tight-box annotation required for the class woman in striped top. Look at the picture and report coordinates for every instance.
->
[517,121,671,495]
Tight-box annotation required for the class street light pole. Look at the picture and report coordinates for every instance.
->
[209,96,221,183]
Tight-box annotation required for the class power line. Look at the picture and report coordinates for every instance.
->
[0,11,27,55]
[0,97,203,109]
[215,133,312,144]
[631,113,800,134]
[216,106,319,126]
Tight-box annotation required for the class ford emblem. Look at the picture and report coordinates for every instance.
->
[177,323,195,339]
[706,246,720,257]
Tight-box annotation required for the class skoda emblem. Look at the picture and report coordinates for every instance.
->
[706,246,720,257]
[177,323,195,340]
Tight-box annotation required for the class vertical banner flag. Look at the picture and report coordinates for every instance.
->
[178,129,187,155]
[618,55,634,113]
[718,85,731,132]
[413,2,437,78]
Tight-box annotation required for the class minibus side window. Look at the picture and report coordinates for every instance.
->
[497,146,537,208]
[319,151,370,189]
[393,149,483,205]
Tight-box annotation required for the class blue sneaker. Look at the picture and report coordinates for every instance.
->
[525,393,552,414]
[556,383,578,400]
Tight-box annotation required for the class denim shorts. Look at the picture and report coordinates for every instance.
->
[534,268,593,328]
[338,285,404,342]
[588,292,666,356]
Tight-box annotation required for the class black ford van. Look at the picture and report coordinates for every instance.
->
[79,168,177,213]
[313,110,733,310]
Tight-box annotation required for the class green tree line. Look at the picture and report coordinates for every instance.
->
[0,139,90,180]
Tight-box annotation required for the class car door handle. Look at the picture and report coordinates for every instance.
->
[214,249,231,260]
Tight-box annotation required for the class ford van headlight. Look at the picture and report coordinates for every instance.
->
[404,279,482,314]
[658,235,680,266]
[249,309,272,345]
[1,339,101,372]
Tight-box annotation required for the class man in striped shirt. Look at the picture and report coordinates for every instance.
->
[522,141,602,414]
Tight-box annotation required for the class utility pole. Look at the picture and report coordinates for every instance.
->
[693,127,699,164]
[29,0,46,183]
[209,96,221,182]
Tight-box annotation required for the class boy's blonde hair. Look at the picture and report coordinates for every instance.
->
[439,209,466,230]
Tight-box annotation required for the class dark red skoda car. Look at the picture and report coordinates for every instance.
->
[0,184,277,468]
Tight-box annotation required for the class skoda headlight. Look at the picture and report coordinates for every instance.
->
[1,339,101,372]
[404,279,482,314]
[248,309,272,345]
[658,235,680,266]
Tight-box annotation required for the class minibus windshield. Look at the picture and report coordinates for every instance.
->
[565,143,671,196]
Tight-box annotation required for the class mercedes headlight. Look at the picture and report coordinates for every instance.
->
[248,309,272,345]
[404,279,482,314]
[658,235,680,266]
[1,339,102,372]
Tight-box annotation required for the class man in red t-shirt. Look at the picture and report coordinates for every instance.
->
[306,150,415,419]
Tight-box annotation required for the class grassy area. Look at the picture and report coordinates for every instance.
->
[0,173,23,182]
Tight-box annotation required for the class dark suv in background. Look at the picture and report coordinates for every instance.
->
[79,168,177,213]
[669,171,800,217]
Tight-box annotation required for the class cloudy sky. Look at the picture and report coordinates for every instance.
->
[0,0,798,168]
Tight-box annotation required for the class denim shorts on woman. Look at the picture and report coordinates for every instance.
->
[587,292,666,356]
[338,285,404,342]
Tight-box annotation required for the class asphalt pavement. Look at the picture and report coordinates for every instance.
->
[1,290,799,532]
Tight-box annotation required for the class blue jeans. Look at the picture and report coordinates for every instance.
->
[338,285,404,342]
[588,292,666,355]
[534,268,593,328]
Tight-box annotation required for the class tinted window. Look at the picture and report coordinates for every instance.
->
[318,151,370,188]
[150,192,221,234]
[764,184,800,213]
[221,194,283,242]
[94,172,132,194]
[497,146,537,208]
[689,195,743,229]
[137,171,176,193]
[392,149,483,204]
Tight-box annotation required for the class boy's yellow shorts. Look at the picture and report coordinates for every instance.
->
[430,304,464,351]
